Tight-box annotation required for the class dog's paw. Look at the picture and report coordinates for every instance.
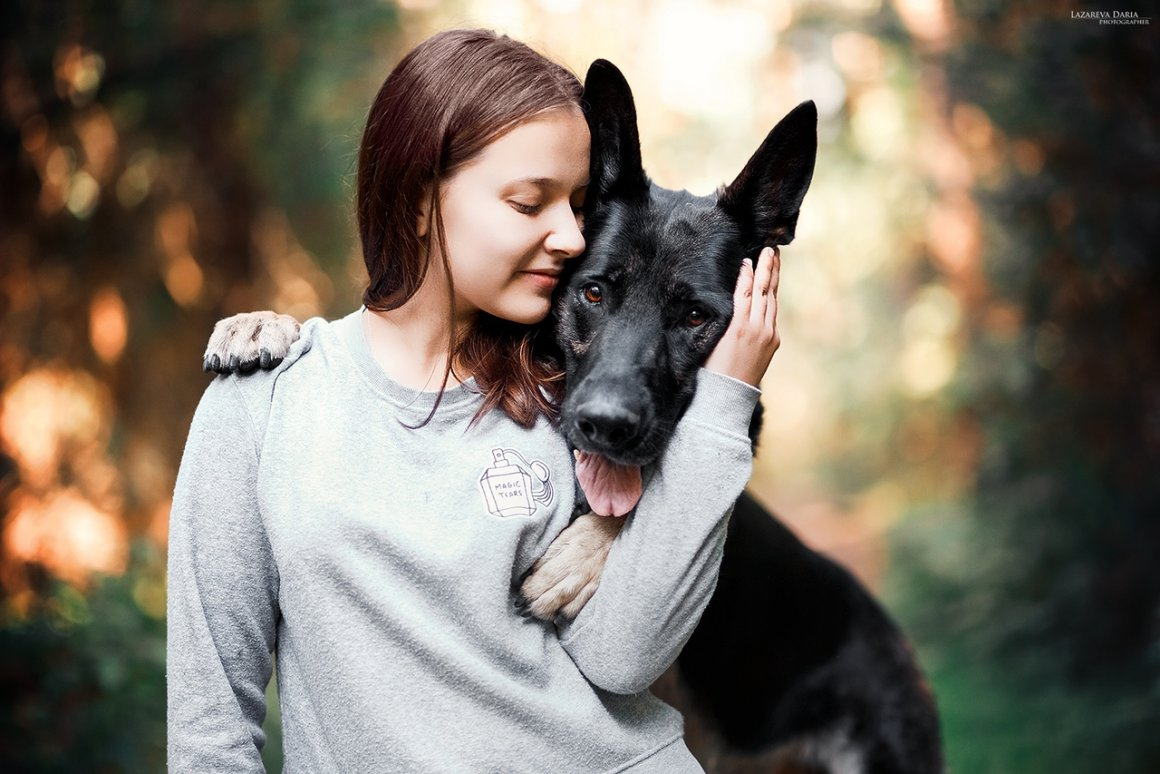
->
[202,311,301,374]
[518,513,624,621]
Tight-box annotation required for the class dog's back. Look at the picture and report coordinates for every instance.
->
[666,493,942,774]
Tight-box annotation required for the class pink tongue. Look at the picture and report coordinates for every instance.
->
[575,451,642,517]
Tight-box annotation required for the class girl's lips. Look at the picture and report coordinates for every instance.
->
[521,271,559,290]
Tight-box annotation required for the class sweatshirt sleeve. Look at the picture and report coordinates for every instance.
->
[557,368,759,694]
[167,375,279,772]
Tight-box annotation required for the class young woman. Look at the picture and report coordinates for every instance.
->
[167,29,780,772]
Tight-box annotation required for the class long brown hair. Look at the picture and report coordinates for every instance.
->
[357,29,581,427]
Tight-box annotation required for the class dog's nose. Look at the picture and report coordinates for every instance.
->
[574,401,641,449]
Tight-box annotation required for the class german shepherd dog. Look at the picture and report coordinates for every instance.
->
[204,60,942,774]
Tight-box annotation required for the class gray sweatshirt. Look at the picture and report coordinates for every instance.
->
[167,308,758,773]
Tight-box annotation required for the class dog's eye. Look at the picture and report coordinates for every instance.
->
[686,308,707,327]
[582,284,603,304]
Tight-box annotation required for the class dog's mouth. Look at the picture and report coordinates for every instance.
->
[574,451,643,517]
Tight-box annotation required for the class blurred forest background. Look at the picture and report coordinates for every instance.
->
[1,0,1156,771]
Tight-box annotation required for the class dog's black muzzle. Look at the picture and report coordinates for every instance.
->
[562,339,672,466]
[568,384,653,455]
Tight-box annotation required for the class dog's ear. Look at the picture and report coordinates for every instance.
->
[717,100,817,246]
[582,59,648,202]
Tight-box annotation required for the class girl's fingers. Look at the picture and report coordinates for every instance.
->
[750,246,776,326]
[765,246,780,331]
[734,257,755,315]
[708,248,783,386]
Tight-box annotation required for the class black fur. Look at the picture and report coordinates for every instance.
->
[555,60,943,773]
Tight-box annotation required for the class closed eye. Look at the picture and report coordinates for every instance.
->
[510,201,542,215]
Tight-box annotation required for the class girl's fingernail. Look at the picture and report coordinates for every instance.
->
[743,258,753,269]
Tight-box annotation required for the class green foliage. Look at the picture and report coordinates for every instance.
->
[887,3,1160,770]
[0,559,166,772]
[890,506,1160,773]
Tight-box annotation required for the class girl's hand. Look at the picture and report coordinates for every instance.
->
[703,246,781,387]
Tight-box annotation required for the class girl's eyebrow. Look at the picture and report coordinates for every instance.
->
[509,176,590,191]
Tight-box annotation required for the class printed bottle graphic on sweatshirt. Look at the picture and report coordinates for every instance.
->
[479,448,554,517]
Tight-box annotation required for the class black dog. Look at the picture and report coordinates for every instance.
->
[527,60,942,774]
[204,59,942,774]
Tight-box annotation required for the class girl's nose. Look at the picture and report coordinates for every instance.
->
[544,203,585,259]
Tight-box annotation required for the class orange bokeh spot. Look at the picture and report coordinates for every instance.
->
[4,490,128,586]
[90,287,128,364]
[893,0,953,48]
[0,368,106,489]
[147,498,171,549]
[926,193,981,277]
[155,203,204,306]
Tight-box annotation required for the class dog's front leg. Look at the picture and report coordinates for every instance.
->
[519,514,624,621]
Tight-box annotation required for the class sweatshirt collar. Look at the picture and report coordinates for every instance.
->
[336,307,481,422]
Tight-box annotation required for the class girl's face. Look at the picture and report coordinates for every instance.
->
[435,108,590,326]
